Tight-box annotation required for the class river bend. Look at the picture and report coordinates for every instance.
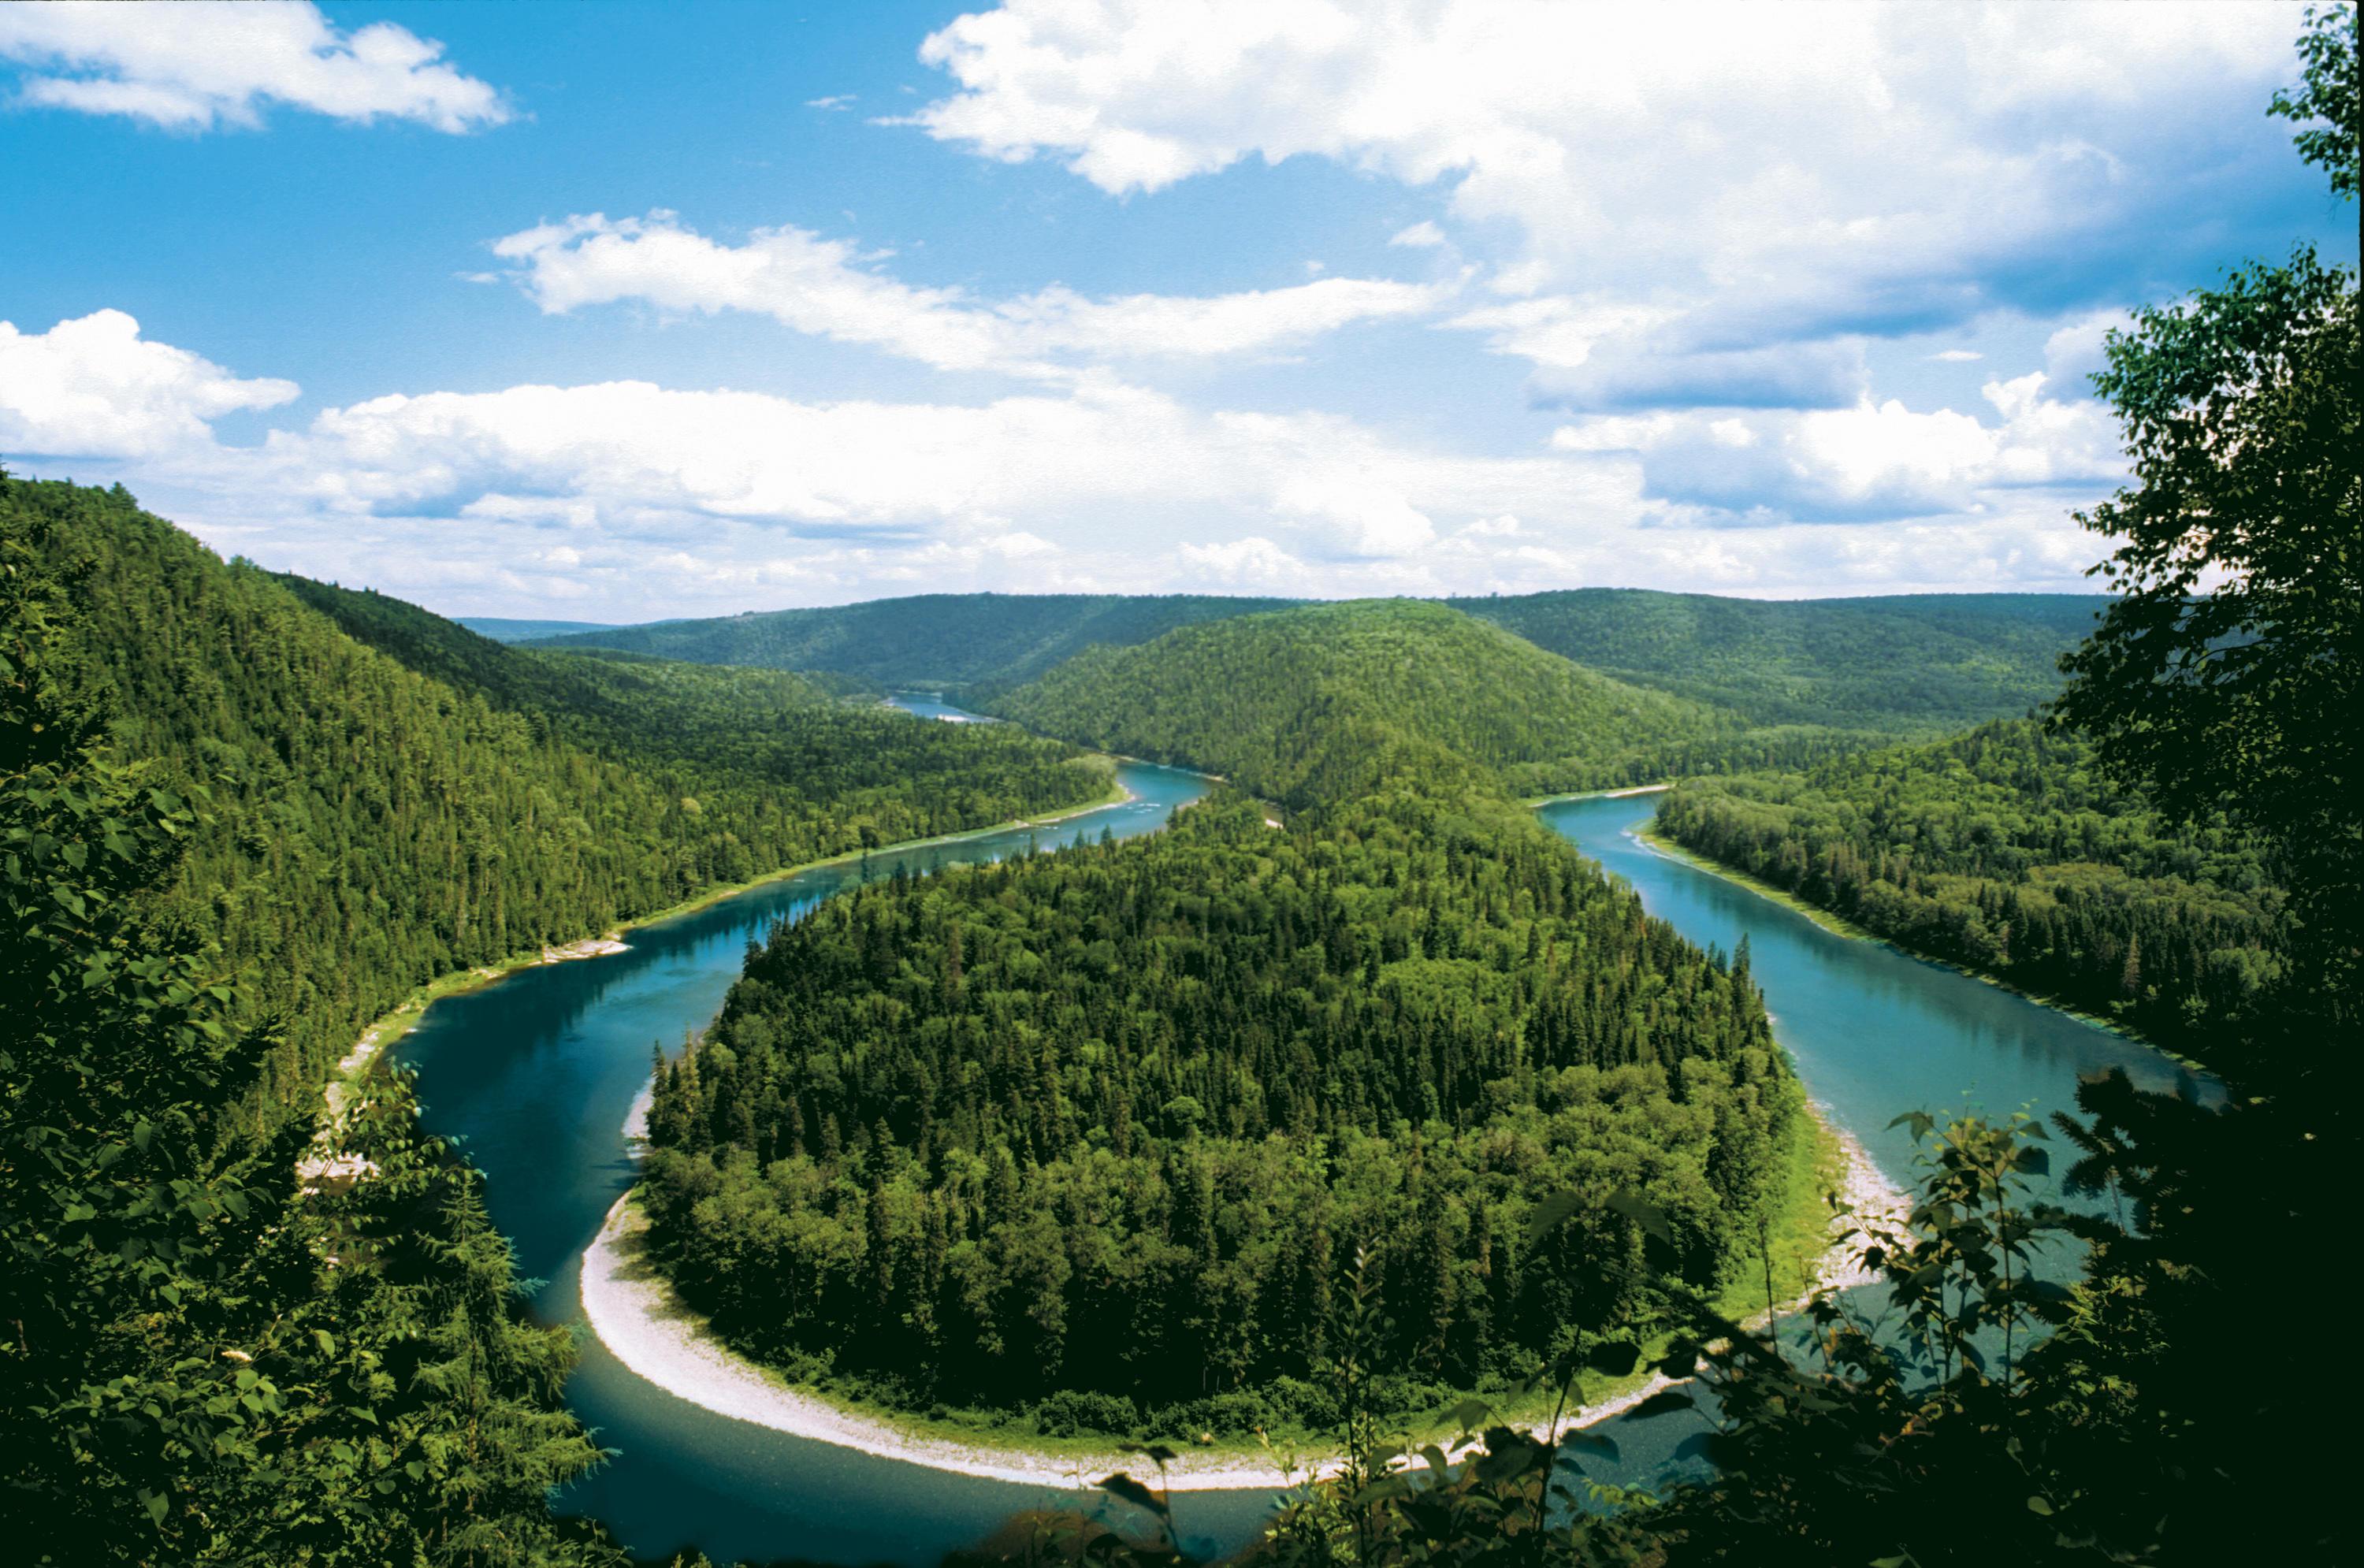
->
[392,712,2209,1564]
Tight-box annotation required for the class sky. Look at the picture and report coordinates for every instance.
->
[1,1,2353,621]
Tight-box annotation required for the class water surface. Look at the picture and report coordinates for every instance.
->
[393,743,2210,1562]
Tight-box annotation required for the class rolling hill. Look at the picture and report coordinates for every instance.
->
[983,599,1737,805]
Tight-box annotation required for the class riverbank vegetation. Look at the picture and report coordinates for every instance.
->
[641,642,1806,1444]
[1653,718,2288,1064]
[6,477,1105,1123]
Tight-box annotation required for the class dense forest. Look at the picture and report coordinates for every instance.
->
[1,480,656,1564]
[536,585,2098,747]
[1654,719,2286,1061]
[1451,589,2098,733]
[981,600,1741,802]
[2,478,1106,1122]
[641,608,1804,1440]
[533,591,1299,690]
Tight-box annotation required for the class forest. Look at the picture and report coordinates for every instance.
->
[3,9,2350,1562]
[1654,719,2287,1063]
[533,591,1301,690]
[979,600,1741,802]
[1451,589,2098,734]
[536,585,2098,745]
[5,477,1106,1120]
[639,606,1805,1440]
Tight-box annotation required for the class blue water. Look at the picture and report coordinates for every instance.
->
[390,726,2211,1565]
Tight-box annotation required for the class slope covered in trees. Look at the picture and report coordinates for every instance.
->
[8,477,1107,1123]
[1655,719,2288,1063]
[1451,589,2098,732]
[641,598,1804,1442]
[2,486,646,1565]
[530,588,2097,744]
[533,591,1299,690]
[983,599,1739,802]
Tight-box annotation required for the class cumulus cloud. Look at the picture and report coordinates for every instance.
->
[1549,369,2121,523]
[909,1,2302,398]
[6,312,2123,617]
[0,2,509,132]
[491,210,1456,377]
[0,310,298,459]
[1388,221,1447,248]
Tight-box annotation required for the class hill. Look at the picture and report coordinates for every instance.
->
[643,600,1801,1445]
[455,616,616,642]
[981,599,1738,805]
[532,591,1299,689]
[7,478,1107,1113]
[1451,589,2099,732]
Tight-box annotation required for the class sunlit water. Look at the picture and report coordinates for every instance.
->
[392,719,2210,1562]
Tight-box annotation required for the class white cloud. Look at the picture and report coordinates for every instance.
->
[0,310,298,459]
[0,2,508,132]
[1388,221,1447,248]
[1930,348,1985,362]
[10,313,2124,617]
[1548,370,2121,522]
[1179,534,1303,585]
[909,1,2299,396]
[805,94,856,110]
[491,210,1456,378]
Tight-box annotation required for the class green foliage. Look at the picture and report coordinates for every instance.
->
[2270,3,2360,199]
[641,697,1799,1439]
[1451,589,2099,734]
[535,591,1299,690]
[986,600,1736,804]
[6,477,1105,1122]
[1654,719,2288,1064]
[1,489,630,1564]
[2051,246,2358,1009]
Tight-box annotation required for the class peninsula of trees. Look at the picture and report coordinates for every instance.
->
[639,604,1805,1442]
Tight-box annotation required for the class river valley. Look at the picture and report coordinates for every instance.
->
[391,703,2213,1566]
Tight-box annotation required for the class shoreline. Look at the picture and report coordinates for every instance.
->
[577,1105,1909,1494]
[1525,782,1674,807]
[1627,823,2210,1074]
[299,769,1141,1169]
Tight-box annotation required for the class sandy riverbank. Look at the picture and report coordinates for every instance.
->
[578,1108,1911,1492]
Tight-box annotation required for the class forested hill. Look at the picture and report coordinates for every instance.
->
[1451,589,2098,732]
[983,599,1738,804]
[532,590,1299,689]
[455,615,615,642]
[521,588,2095,738]
[6,477,1108,1118]
[643,600,1805,1443]
[1654,718,2287,1065]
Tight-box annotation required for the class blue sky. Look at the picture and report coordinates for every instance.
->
[1,1,2351,619]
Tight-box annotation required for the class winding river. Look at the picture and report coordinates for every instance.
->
[392,704,2212,1566]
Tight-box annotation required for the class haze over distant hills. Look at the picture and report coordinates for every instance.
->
[458,617,619,643]
[528,587,2102,738]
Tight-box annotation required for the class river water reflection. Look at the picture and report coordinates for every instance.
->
[392,719,2209,1564]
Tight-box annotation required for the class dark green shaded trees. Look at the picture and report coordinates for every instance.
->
[645,658,1800,1437]
[8,476,1106,1124]
[1655,719,2287,1061]
[1,485,630,1564]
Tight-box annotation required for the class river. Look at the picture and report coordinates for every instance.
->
[391,709,2211,1566]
